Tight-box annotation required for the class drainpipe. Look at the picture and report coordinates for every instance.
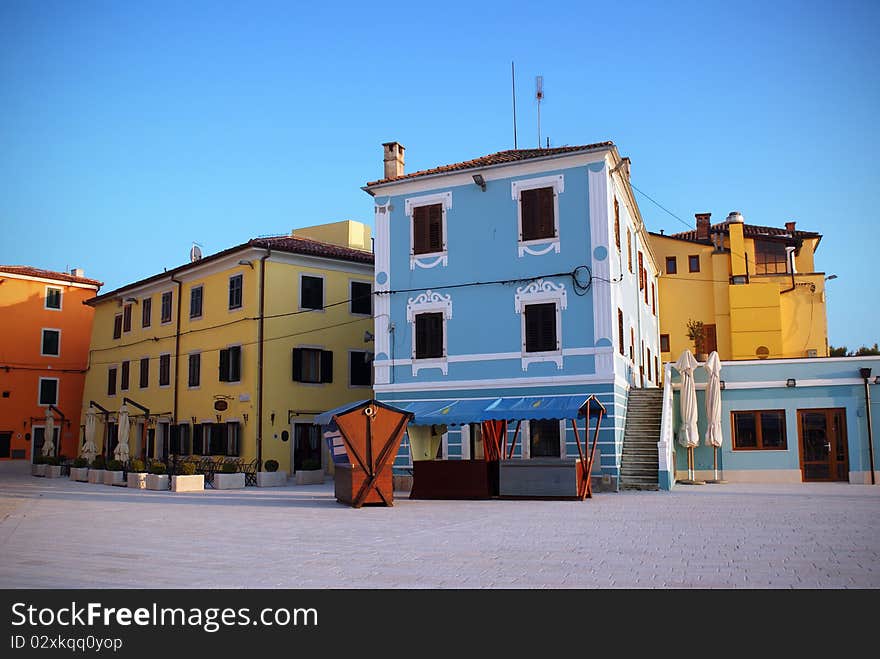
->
[781,246,798,294]
[256,248,271,467]
[171,275,183,459]
[860,367,875,485]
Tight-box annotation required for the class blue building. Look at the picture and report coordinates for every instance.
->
[363,142,660,491]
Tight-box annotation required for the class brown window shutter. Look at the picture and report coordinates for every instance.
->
[618,309,624,356]
[428,204,443,251]
[614,198,621,251]
[320,350,333,383]
[538,187,554,238]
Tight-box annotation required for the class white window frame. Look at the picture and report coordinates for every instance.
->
[406,290,452,376]
[298,273,326,312]
[40,328,61,357]
[348,349,372,388]
[37,377,59,406]
[511,174,564,257]
[44,286,63,311]
[514,279,567,370]
[406,191,452,270]
[523,419,566,459]
[349,278,373,316]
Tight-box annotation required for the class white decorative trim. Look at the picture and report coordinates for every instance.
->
[0,270,99,290]
[510,174,565,199]
[407,290,453,376]
[374,203,391,385]
[406,191,451,271]
[512,175,564,258]
[588,164,613,377]
[374,373,616,393]
[412,254,447,269]
[514,279,566,371]
[559,419,567,459]
[669,377,870,391]
[44,285,63,311]
[374,346,611,369]
[519,241,560,257]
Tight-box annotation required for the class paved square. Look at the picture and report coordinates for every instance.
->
[1,467,878,588]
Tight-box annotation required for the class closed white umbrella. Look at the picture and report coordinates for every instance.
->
[703,351,726,484]
[674,349,704,484]
[41,408,55,457]
[114,404,131,462]
[82,406,98,463]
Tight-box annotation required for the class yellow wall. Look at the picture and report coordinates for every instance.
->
[293,220,372,252]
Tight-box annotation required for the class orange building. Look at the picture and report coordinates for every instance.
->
[0,266,102,461]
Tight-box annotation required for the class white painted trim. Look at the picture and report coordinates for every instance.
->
[382,392,617,404]
[40,328,61,357]
[559,419,567,458]
[44,285,63,311]
[412,254,447,269]
[718,355,880,366]
[0,271,99,290]
[512,175,563,258]
[521,422,531,459]
[37,377,59,406]
[515,279,567,371]
[377,346,610,368]
[374,373,616,393]
[406,191,451,271]
[670,377,871,391]
[407,290,452,376]
[461,424,471,460]
[588,164,614,378]
[374,201,391,385]
[298,272,326,312]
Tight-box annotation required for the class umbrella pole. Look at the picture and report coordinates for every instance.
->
[705,446,727,484]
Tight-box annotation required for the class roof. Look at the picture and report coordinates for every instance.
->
[0,265,103,287]
[365,143,615,187]
[88,234,373,305]
[656,220,822,245]
[314,399,413,426]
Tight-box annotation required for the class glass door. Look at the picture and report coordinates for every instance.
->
[798,408,848,482]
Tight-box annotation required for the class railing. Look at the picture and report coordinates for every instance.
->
[658,362,676,487]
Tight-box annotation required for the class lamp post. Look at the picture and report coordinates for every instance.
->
[860,367,875,485]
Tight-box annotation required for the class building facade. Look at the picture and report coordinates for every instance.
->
[364,142,660,489]
[649,212,829,363]
[0,266,101,461]
[80,223,374,475]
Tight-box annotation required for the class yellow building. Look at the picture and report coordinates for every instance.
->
[80,221,374,475]
[649,211,828,363]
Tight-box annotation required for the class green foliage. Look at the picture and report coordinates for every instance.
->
[220,462,238,474]
[301,458,321,471]
[148,461,167,475]
[33,455,46,465]
[686,318,705,352]
[179,462,196,476]
[43,456,59,466]
[107,459,123,471]
[72,457,89,469]
[828,343,879,357]
[829,345,848,357]
[264,459,279,472]
[91,455,106,470]
[129,459,145,473]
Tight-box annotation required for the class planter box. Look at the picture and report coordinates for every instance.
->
[46,465,63,478]
[334,463,392,506]
[127,473,148,489]
[214,472,245,490]
[498,458,588,499]
[103,470,124,486]
[295,469,324,486]
[256,471,288,487]
[87,469,106,484]
[171,474,204,492]
[32,464,47,477]
[70,467,90,482]
[410,460,498,499]
[146,474,169,491]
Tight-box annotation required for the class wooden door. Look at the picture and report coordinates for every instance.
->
[0,431,11,458]
[798,408,848,482]
[703,324,718,355]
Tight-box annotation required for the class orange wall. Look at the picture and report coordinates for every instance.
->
[0,275,98,460]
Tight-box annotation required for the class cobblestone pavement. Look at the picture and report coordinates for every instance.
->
[1,467,878,588]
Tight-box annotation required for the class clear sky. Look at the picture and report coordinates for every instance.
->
[1,0,877,350]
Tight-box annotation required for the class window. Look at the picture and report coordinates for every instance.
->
[192,424,205,455]
[38,378,58,405]
[627,230,633,273]
[651,282,656,315]
[630,328,635,362]
[41,329,60,356]
[228,274,243,310]
[159,354,171,387]
[521,187,555,242]
[142,298,152,328]
[161,291,172,323]
[654,356,659,383]
[120,361,130,391]
[666,256,677,275]
[644,269,649,304]
[139,358,149,388]
[688,255,700,273]
[412,203,444,254]
[530,419,561,458]
[349,351,371,386]
[524,303,557,353]
[618,309,625,356]
[660,334,670,353]
[300,275,323,310]
[350,281,372,315]
[224,422,240,456]
[123,304,132,332]
[414,313,444,359]
[171,424,191,456]
[219,346,242,383]
[613,198,620,251]
[646,348,652,381]
[733,410,787,450]
[638,252,644,290]
[113,314,122,340]
[107,367,117,396]
[190,285,203,319]
[292,348,333,384]
[45,287,62,310]
[188,353,200,388]
[755,240,789,274]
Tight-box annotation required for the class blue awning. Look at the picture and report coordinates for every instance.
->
[314,400,371,426]
[399,395,606,426]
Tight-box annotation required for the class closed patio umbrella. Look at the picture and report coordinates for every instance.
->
[41,408,55,457]
[114,404,130,462]
[674,349,704,485]
[703,351,726,484]
[82,406,98,463]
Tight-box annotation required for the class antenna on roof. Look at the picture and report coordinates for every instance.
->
[536,75,544,149]
[511,62,518,149]
[190,242,203,263]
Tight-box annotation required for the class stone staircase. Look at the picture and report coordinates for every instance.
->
[620,388,662,490]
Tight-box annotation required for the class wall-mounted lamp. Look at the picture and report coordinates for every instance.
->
[859,367,872,380]
[364,330,374,343]
[472,173,486,191]
[124,297,138,304]
[191,416,197,426]
[874,376,880,385]
[242,412,248,424]
[238,260,254,269]
[270,412,275,426]
[786,378,797,387]
[824,274,838,281]
[719,380,725,390]
[216,414,222,423]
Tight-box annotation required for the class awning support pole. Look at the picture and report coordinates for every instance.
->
[507,421,522,459]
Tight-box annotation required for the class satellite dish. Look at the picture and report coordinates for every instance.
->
[190,244,203,262]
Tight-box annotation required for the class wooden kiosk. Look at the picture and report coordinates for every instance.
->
[315,400,412,508]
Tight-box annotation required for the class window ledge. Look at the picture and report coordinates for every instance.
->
[521,351,563,371]
[518,237,560,258]
[412,357,448,376]
[410,251,448,270]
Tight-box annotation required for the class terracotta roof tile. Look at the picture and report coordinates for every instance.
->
[667,221,821,243]
[366,143,615,186]
[0,265,103,287]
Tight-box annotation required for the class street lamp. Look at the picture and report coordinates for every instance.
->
[860,367,875,485]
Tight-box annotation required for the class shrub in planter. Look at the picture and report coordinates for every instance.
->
[264,459,279,472]
[91,455,106,470]
[179,462,197,476]
[220,462,238,474]
[72,457,88,469]
[302,458,321,471]
[70,457,90,482]
[129,459,146,473]
[107,459,123,472]
[149,461,167,475]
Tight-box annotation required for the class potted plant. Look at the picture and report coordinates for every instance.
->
[214,461,245,490]
[87,455,106,484]
[171,460,204,492]
[257,458,288,487]
[104,459,125,486]
[686,318,707,361]
[295,457,324,485]
[126,459,148,489]
[45,455,63,479]
[31,454,47,477]
[146,461,169,491]
[69,457,90,482]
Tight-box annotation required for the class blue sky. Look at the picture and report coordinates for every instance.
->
[1,0,877,349]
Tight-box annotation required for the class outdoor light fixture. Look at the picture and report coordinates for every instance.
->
[191,416,197,425]
[242,413,248,424]
[238,260,254,269]
[216,414,222,423]
[874,376,880,385]
[720,380,726,390]
[364,330,374,343]
[860,367,872,380]
[124,297,138,304]
[472,174,486,191]
[825,274,838,281]
[786,378,796,387]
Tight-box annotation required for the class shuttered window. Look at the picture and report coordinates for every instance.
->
[638,252,644,290]
[618,309,625,356]
[139,358,149,388]
[414,313,444,359]
[142,298,152,328]
[113,314,122,340]
[292,348,333,383]
[627,230,633,273]
[123,304,132,332]
[159,354,171,386]
[660,334,670,353]
[107,367,117,396]
[228,275,243,310]
[190,286,203,319]
[613,197,621,251]
[188,353,200,388]
[520,187,555,241]
[666,256,677,275]
[219,346,242,382]
[161,292,172,323]
[524,303,557,353]
[120,361,130,391]
[301,276,323,310]
[412,204,443,254]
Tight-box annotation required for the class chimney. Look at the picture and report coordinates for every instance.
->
[726,211,744,224]
[621,156,631,180]
[785,221,796,233]
[695,213,711,240]
[382,142,405,180]
[70,267,84,278]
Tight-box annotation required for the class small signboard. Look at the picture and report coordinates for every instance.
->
[213,400,228,412]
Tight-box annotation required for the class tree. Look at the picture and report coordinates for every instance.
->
[828,343,879,357]
[686,319,705,354]
[829,345,848,357]
[855,343,880,356]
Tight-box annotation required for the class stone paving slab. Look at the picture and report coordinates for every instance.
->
[0,469,878,588]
